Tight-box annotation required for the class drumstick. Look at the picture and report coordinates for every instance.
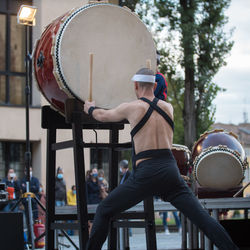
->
[146,59,151,69]
[89,53,93,102]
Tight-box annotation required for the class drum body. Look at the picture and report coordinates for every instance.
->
[171,144,191,176]
[192,129,247,190]
[34,3,156,114]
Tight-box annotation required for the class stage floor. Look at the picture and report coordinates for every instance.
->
[40,231,182,250]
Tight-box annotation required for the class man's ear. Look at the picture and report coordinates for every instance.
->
[154,82,157,90]
[134,82,138,90]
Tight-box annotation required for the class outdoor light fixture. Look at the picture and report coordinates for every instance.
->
[17,5,37,26]
[16,4,38,250]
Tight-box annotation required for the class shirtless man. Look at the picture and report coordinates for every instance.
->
[84,68,238,250]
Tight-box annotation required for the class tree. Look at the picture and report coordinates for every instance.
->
[132,0,233,148]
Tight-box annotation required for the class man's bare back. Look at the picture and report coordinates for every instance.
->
[126,98,173,153]
[84,95,173,164]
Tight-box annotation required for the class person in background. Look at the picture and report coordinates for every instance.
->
[86,170,91,182]
[67,185,77,206]
[86,168,102,205]
[161,211,181,235]
[119,160,132,236]
[119,160,131,184]
[67,185,77,235]
[86,168,103,233]
[2,168,21,212]
[38,183,46,225]
[98,169,108,200]
[154,50,168,101]
[98,169,108,190]
[21,167,40,220]
[55,167,67,207]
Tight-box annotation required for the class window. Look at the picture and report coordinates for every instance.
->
[90,149,110,180]
[0,14,6,71]
[0,141,27,181]
[90,148,132,182]
[0,0,32,106]
[0,75,6,104]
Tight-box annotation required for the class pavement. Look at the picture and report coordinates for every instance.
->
[50,231,182,250]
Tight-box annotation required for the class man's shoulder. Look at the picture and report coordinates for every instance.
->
[120,100,142,111]
[158,100,173,113]
[32,176,39,182]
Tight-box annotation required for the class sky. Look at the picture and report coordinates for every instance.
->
[213,0,250,124]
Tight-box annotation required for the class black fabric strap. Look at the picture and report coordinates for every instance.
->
[140,97,174,132]
[130,98,159,138]
[134,149,172,162]
[88,106,97,116]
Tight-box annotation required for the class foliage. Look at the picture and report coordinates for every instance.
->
[123,0,233,146]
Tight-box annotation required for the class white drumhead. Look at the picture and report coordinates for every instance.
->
[54,4,156,109]
[195,151,243,189]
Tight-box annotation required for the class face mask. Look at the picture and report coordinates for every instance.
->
[73,190,76,195]
[30,171,32,178]
[39,187,43,193]
[98,177,104,181]
[9,173,15,178]
[92,173,98,178]
[119,168,123,174]
[57,173,63,179]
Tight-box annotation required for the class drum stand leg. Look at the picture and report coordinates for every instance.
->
[27,194,35,249]
[181,213,187,249]
[187,218,193,249]
[144,197,157,250]
[211,209,219,250]
[204,210,213,250]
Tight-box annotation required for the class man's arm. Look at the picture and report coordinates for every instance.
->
[84,101,130,123]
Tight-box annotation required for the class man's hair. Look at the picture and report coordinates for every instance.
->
[98,169,104,175]
[119,159,129,168]
[57,166,63,174]
[135,68,155,88]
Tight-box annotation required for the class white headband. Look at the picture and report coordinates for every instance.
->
[131,74,155,83]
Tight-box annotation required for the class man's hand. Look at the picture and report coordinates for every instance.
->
[84,100,96,114]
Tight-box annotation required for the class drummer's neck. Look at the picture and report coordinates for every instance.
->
[137,90,154,100]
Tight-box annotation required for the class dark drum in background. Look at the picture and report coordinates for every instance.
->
[192,129,248,190]
[171,144,192,176]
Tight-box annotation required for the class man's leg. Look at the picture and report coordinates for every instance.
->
[86,175,147,250]
[152,155,238,250]
[170,190,238,250]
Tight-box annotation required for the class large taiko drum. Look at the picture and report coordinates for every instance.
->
[34,3,156,114]
[192,129,248,190]
[171,144,192,176]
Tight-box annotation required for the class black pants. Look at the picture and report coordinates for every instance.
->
[86,150,238,250]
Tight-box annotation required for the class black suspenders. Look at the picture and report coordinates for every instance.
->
[130,97,174,167]
[131,97,174,138]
